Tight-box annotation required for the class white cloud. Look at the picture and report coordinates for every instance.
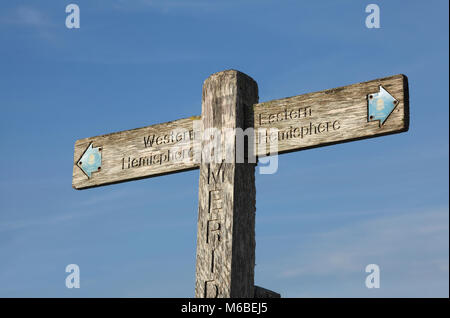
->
[1,6,50,27]
[111,0,231,13]
[259,207,449,297]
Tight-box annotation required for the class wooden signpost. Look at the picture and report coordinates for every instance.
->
[72,70,409,297]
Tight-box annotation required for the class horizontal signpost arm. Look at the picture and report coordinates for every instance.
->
[72,116,201,190]
[72,74,409,190]
[252,74,409,157]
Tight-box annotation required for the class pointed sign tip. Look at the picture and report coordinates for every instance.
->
[367,85,398,127]
[77,143,102,179]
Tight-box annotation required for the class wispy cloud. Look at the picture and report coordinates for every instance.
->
[270,207,449,296]
[0,183,196,234]
[280,207,448,275]
[111,0,232,13]
[0,6,56,42]
[0,6,51,27]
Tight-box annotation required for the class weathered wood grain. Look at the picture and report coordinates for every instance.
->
[194,70,258,298]
[72,117,201,189]
[252,74,409,157]
[71,71,409,298]
[72,74,409,190]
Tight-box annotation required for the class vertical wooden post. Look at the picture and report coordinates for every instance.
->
[195,70,258,298]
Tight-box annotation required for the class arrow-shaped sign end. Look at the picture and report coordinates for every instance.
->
[76,143,102,179]
[368,85,398,127]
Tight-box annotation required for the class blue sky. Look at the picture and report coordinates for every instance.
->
[0,0,448,297]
